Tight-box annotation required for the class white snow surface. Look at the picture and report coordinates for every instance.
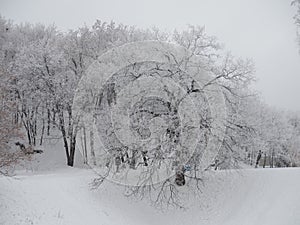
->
[1,142,300,225]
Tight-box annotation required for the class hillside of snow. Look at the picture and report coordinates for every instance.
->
[1,165,300,225]
[1,139,300,225]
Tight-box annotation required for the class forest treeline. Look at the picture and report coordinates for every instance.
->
[0,15,299,171]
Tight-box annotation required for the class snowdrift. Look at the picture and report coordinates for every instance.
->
[1,167,300,225]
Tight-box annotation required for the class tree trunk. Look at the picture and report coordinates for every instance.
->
[67,154,74,166]
[58,106,77,167]
[269,149,273,168]
[40,115,45,145]
[23,120,32,145]
[68,135,76,167]
[58,109,71,166]
[47,108,51,136]
[52,109,56,127]
[82,126,88,164]
[271,149,275,168]
[90,130,97,166]
[263,152,266,168]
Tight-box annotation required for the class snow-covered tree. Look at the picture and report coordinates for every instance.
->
[0,67,24,175]
[0,15,299,190]
[293,0,300,51]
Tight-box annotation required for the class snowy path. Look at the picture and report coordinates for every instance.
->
[1,168,300,225]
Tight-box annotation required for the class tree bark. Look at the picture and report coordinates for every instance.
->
[57,106,77,167]
[47,108,51,136]
[90,130,97,166]
[82,126,88,164]
[263,152,267,168]
[40,108,45,145]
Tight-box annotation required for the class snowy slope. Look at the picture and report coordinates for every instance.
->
[1,167,300,225]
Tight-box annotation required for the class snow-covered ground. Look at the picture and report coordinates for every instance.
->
[1,142,300,225]
[1,167,300,225]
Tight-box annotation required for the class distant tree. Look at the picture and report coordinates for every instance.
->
[0,68,23,175]
[293,0,300,50]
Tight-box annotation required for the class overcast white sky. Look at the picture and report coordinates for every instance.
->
[1,0,300,111]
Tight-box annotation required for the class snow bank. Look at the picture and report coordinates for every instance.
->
[1,167,300,225]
